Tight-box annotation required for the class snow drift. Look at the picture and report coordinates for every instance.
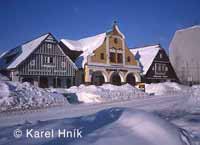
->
[0,108,191,145]
[0,81,67,112]
[0,73,9,81]
[63,84,147,103]
[145,82,189,96]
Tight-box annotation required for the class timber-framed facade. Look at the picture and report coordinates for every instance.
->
[131,44,178,84]
[0,33,77,88]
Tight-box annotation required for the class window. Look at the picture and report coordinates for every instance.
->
[61,62,65,68]
[30,59,35,66]
[100,53,104,60]
[47,43,52,49]
[165,66,168,72]
[49,57,53,63]
[117,53,123,63]
[114,38,118,44]
[160,53,163,58]
[43,56,54,64]
[110,52,116,63]
[127,56,131,62]
[155,63,167,74]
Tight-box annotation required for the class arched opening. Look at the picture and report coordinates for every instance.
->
[126,73,136,86]
[91,71,105,86]
[110,72,122,86]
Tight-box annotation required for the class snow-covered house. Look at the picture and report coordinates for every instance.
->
[60,23,141,86]
[169,25,200,85]
[130,44,178,83]
[0,33,77,88]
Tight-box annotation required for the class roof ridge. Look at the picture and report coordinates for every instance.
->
[62,32,106,42]
[132,44,160,50]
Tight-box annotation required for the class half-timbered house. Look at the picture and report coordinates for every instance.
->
[60,23,141,86]
[0,33,77,88]
[130,44,178,83]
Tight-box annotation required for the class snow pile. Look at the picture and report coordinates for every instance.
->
[0,108,191,145]
[186,85,200,110]
[0,73,9,81]
[145,82,189,96]
[65,84,147,103]
[0,81,67,112]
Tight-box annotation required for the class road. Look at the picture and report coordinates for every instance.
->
[0,94,188,127]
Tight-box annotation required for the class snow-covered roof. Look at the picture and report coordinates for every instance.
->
[61,33,106,68]
[0,33,49,69]
[130,44,160,74]
[61,24,125,68]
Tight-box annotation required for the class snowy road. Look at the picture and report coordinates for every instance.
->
[0,94,187,127]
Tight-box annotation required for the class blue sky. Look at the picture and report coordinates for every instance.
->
[0,0,200,54]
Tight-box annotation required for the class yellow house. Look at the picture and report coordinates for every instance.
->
[60,23,141,86]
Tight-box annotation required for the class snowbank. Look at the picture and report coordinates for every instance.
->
[186,85,200,110]
[0,73,9,81]
[63,84,147,103]
[0,108,191,145]
[145,82,189,95]
[0,81,67,112]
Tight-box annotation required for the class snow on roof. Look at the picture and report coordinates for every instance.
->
[175,25,200,33]
[0,33,49,69]
[61,33,106,68]
[130,44,160,74]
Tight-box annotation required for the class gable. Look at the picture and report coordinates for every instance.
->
[145,49,178,80]
[89,33,137,66]
[0,33,77,71]
[21,34,77,70]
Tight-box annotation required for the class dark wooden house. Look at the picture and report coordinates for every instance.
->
[0,33,77,88]
[131,44,178,83]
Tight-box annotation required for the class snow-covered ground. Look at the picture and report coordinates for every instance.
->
[0,79,200,144]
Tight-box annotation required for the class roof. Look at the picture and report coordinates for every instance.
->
[61,24,124,68]
[0,33,50,69]
[61,33,106,68]
[130,44,161,74]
